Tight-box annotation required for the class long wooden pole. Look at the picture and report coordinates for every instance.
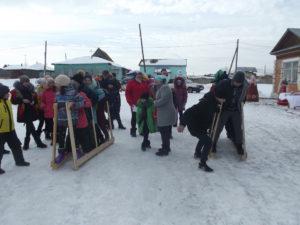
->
[44,41,47,76]
[235,39,239,73]
[139,24,146,73]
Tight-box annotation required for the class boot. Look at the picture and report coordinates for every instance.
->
[23,137,30,150]
[141,142,147,151]
[0,168,5,175]
[16,161,30,167]
[37,142,47,149]
[130,128,137,137]
[45,132,51,140]
[199,161,213,172]
[155,148,169,156]
[76,148,84,159]
[235,143,244,155]
[119,125,126,130]
[55,152,66,164]
[3,149,10,154]
[145,140,151,149]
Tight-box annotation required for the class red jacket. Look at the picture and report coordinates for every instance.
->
[41,88,56,119]
[125,79,149,107]
[77,92,92,129]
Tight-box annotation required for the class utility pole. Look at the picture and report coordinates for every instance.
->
[44,41,47,76]
[235,39,239,73]
[139,24,146,73]
[65,53,67,60]
[264,64,266,75]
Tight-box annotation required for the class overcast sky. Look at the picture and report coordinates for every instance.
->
[0,0,299,75]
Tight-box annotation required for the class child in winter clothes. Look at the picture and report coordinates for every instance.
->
[173,76,187,126]
[41,78,56,140]
[10,75,47,150]
[0,83,30,175]
[136,93,156,151]
[54,75,92,163]
[83,75,107,145]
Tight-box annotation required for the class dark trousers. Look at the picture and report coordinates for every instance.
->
[131,111,137,131]
[142,122,149,144]
[214,110,242,145]
[37,113,45,133]
[75,127,93,153]
[195,134,212,163]
[97,103,109,140]
[44,118,53,134]
[158,126,172,151]
[25,121,42,145]
[0,131,25,165]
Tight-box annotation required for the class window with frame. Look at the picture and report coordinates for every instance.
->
[282,61,299,83]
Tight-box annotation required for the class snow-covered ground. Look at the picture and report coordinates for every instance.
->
[0,79,299,225]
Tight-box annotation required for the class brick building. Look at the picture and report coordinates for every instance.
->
[270,28,300,94]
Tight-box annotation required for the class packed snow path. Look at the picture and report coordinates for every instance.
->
[0,88,299,225]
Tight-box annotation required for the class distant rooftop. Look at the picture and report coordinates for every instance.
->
[53,56,122,68]
[139,59,187,67]
[237,67,257,73]
[3,63,53,71]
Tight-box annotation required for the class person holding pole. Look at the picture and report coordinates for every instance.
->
[212,71,248,156]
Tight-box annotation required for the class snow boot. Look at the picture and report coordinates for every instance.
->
[37,142,47,149]
[156,148,169,156]
[45,132,51,140]
[141,142,147,151]
[119,125,126,130]
[199,162,213,172]
[235,143,244,155]
[23,137,30,150]
[76,148,84,159]
[0,168,5,175]
[16,161,30,167]
[145,140,151,149]
[3,149,10,154]
[55,152,66,164]
[130,128,137,137]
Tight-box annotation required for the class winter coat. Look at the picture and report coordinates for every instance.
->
[41,87,56,119]
[56,84,84,127]
[125,79,149,107]
[215,79,249,112]
[10,81,39,123]
[86,79,106,124]
[77,92,92,129]
[136,98,157,134]
[173,77,188,111]
[0,99,15,133]
[154,84,177,127]
[180,92,218,136]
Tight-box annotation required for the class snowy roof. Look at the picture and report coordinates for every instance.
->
[139,59,187,66]
[3,63,53,71]
[53,56,123,68]
[237,67,257,73]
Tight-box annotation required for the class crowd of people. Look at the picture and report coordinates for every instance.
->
[0,69,248,174]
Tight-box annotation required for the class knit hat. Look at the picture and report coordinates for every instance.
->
[72,72,84,84]
[19,75,30,84]
[233,71,245,83]
[55,74,71,87]
[0,83,10,99]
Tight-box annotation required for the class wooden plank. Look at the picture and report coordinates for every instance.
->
[76,137,115,168]
[65,102,79,170]
[106,101,114,139]
[51,103,58,168]
[90,107,98,147]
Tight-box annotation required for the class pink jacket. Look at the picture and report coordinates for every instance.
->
[41,88,56,119]
[77,92,92,129]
